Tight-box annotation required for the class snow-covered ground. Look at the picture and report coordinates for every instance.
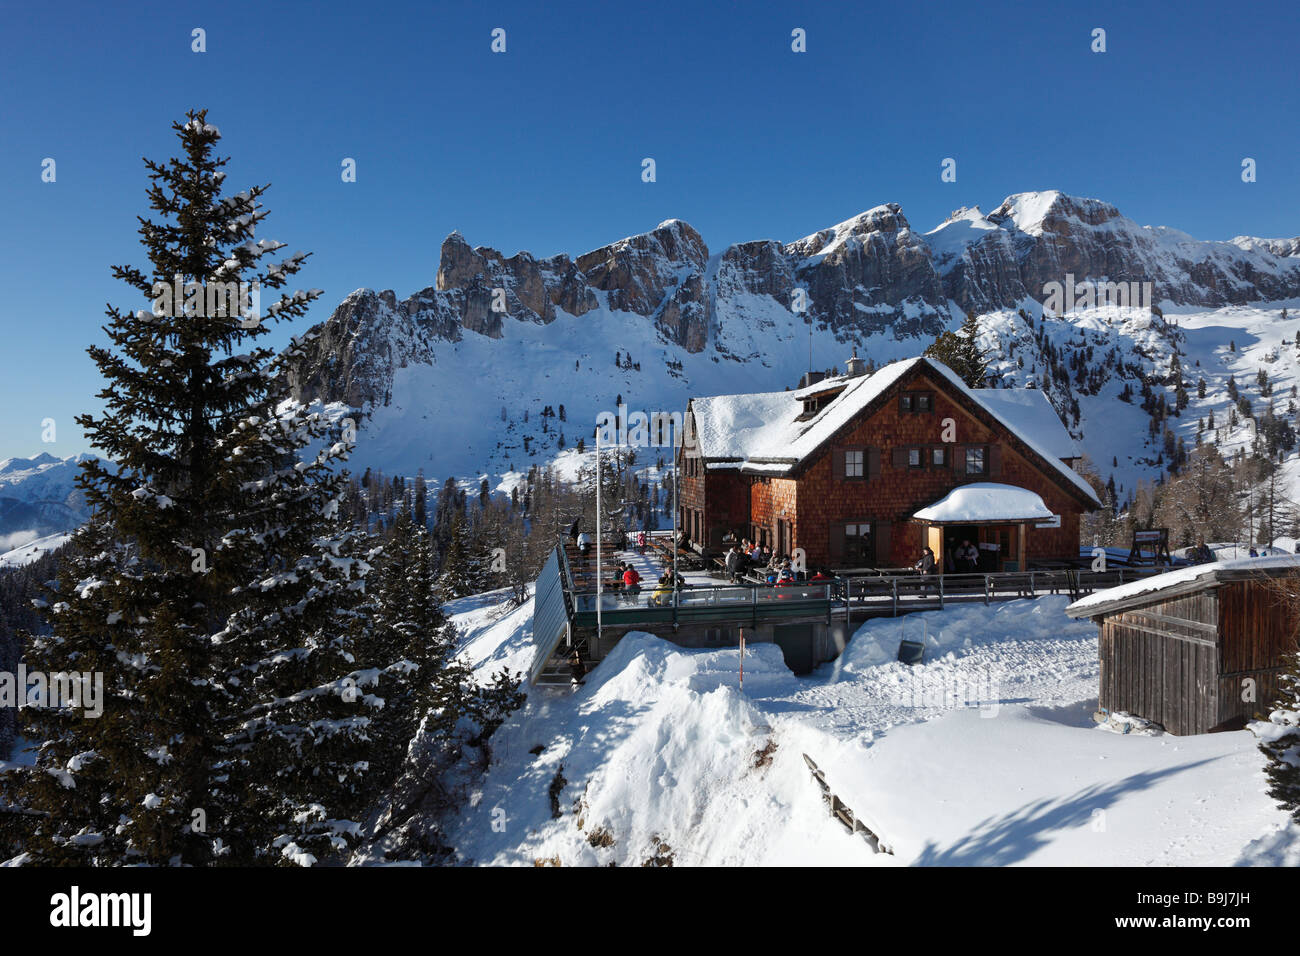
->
[0,531,71,568]
[442,593,1297,866]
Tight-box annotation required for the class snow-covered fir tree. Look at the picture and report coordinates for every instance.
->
[360,511,453,788]
[357,512,523,862]
[0,112,374,866]
[1255,642,1300,822]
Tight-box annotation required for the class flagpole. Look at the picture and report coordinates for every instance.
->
[672,425,679,626]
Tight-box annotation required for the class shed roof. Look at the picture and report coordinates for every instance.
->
[687,356,1098,505]
[1065,555,1300,618]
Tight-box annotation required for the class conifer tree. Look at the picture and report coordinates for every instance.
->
[362,512,453,788]
[1256,643,1300,821]
[359,517,524,862]
[0,112,372,866]
[924,312,990,388]
[438,511,476,599]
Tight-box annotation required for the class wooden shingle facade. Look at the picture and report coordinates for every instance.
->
[679,357,1098,571]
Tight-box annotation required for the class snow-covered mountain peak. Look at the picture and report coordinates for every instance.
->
[1231,235,1300,259]
[0,451,93,481]
[987,190,1122,236]
[785,202,909,260]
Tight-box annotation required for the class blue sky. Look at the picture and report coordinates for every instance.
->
[1,0,1296,460]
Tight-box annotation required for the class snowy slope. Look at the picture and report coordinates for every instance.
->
[9,193,1297,536]
[0,531,72,568]
[447,594,1294,866]
[0,452,93,548]
[267,191,1300,528]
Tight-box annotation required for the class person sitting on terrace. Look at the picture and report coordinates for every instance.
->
[650,571,677,607]
[725,545,743,583]
[622,563,642,595]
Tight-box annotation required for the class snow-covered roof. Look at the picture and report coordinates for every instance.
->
[689,360,916,466]
[972,389,1080,460]
[913,483,1053,523]
[688,357,1099,505]
[1066,555,1300,617]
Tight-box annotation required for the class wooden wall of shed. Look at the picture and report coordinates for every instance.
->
[1099,590,1221,736]
[1216,579,1300,728]
[1098,583,1300,735]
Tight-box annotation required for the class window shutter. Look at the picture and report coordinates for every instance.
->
[953,445,966,476]
[876,520,892,566]
[989,444,1002,478]
[829,522,846,563]
[867,446,881,479]
[891,447,907,469]
[832,448,845,481]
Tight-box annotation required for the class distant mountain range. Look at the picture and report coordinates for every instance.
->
[5,192,1298,552]
[279,191,1300,494]
[0,453,94,555]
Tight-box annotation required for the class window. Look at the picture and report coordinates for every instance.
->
[844,522,873,564]
[932,447,947,467]
[907,448,923,469]
[965,446,987,475]
[845,449,864,478]
[900,391,934,414]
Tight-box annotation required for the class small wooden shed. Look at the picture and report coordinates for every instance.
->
[1066,557,1300,735]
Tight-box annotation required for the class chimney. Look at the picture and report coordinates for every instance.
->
[845,347,866,378]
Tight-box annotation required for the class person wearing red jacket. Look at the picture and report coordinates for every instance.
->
[622,565,641,595]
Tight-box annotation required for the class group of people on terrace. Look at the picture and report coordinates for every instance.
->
[722,539,835,588]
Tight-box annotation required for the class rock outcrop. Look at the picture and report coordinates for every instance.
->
[286,191,1300,413]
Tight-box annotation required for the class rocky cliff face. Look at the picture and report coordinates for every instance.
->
[785,203,949,339]
[929,191,1300,314]
[287,191,1300,412]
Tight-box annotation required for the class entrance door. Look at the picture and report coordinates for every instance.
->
[927,526,944,570]
[777,519,792,559]
[949,525,981,573]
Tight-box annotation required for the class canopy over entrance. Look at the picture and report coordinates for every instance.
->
[913,483,1053,525]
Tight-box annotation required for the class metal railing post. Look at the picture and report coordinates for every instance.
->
[984,574,990,605]
[892,578,898,617]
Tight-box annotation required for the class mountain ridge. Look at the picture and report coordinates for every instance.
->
[286,190,1300,414]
